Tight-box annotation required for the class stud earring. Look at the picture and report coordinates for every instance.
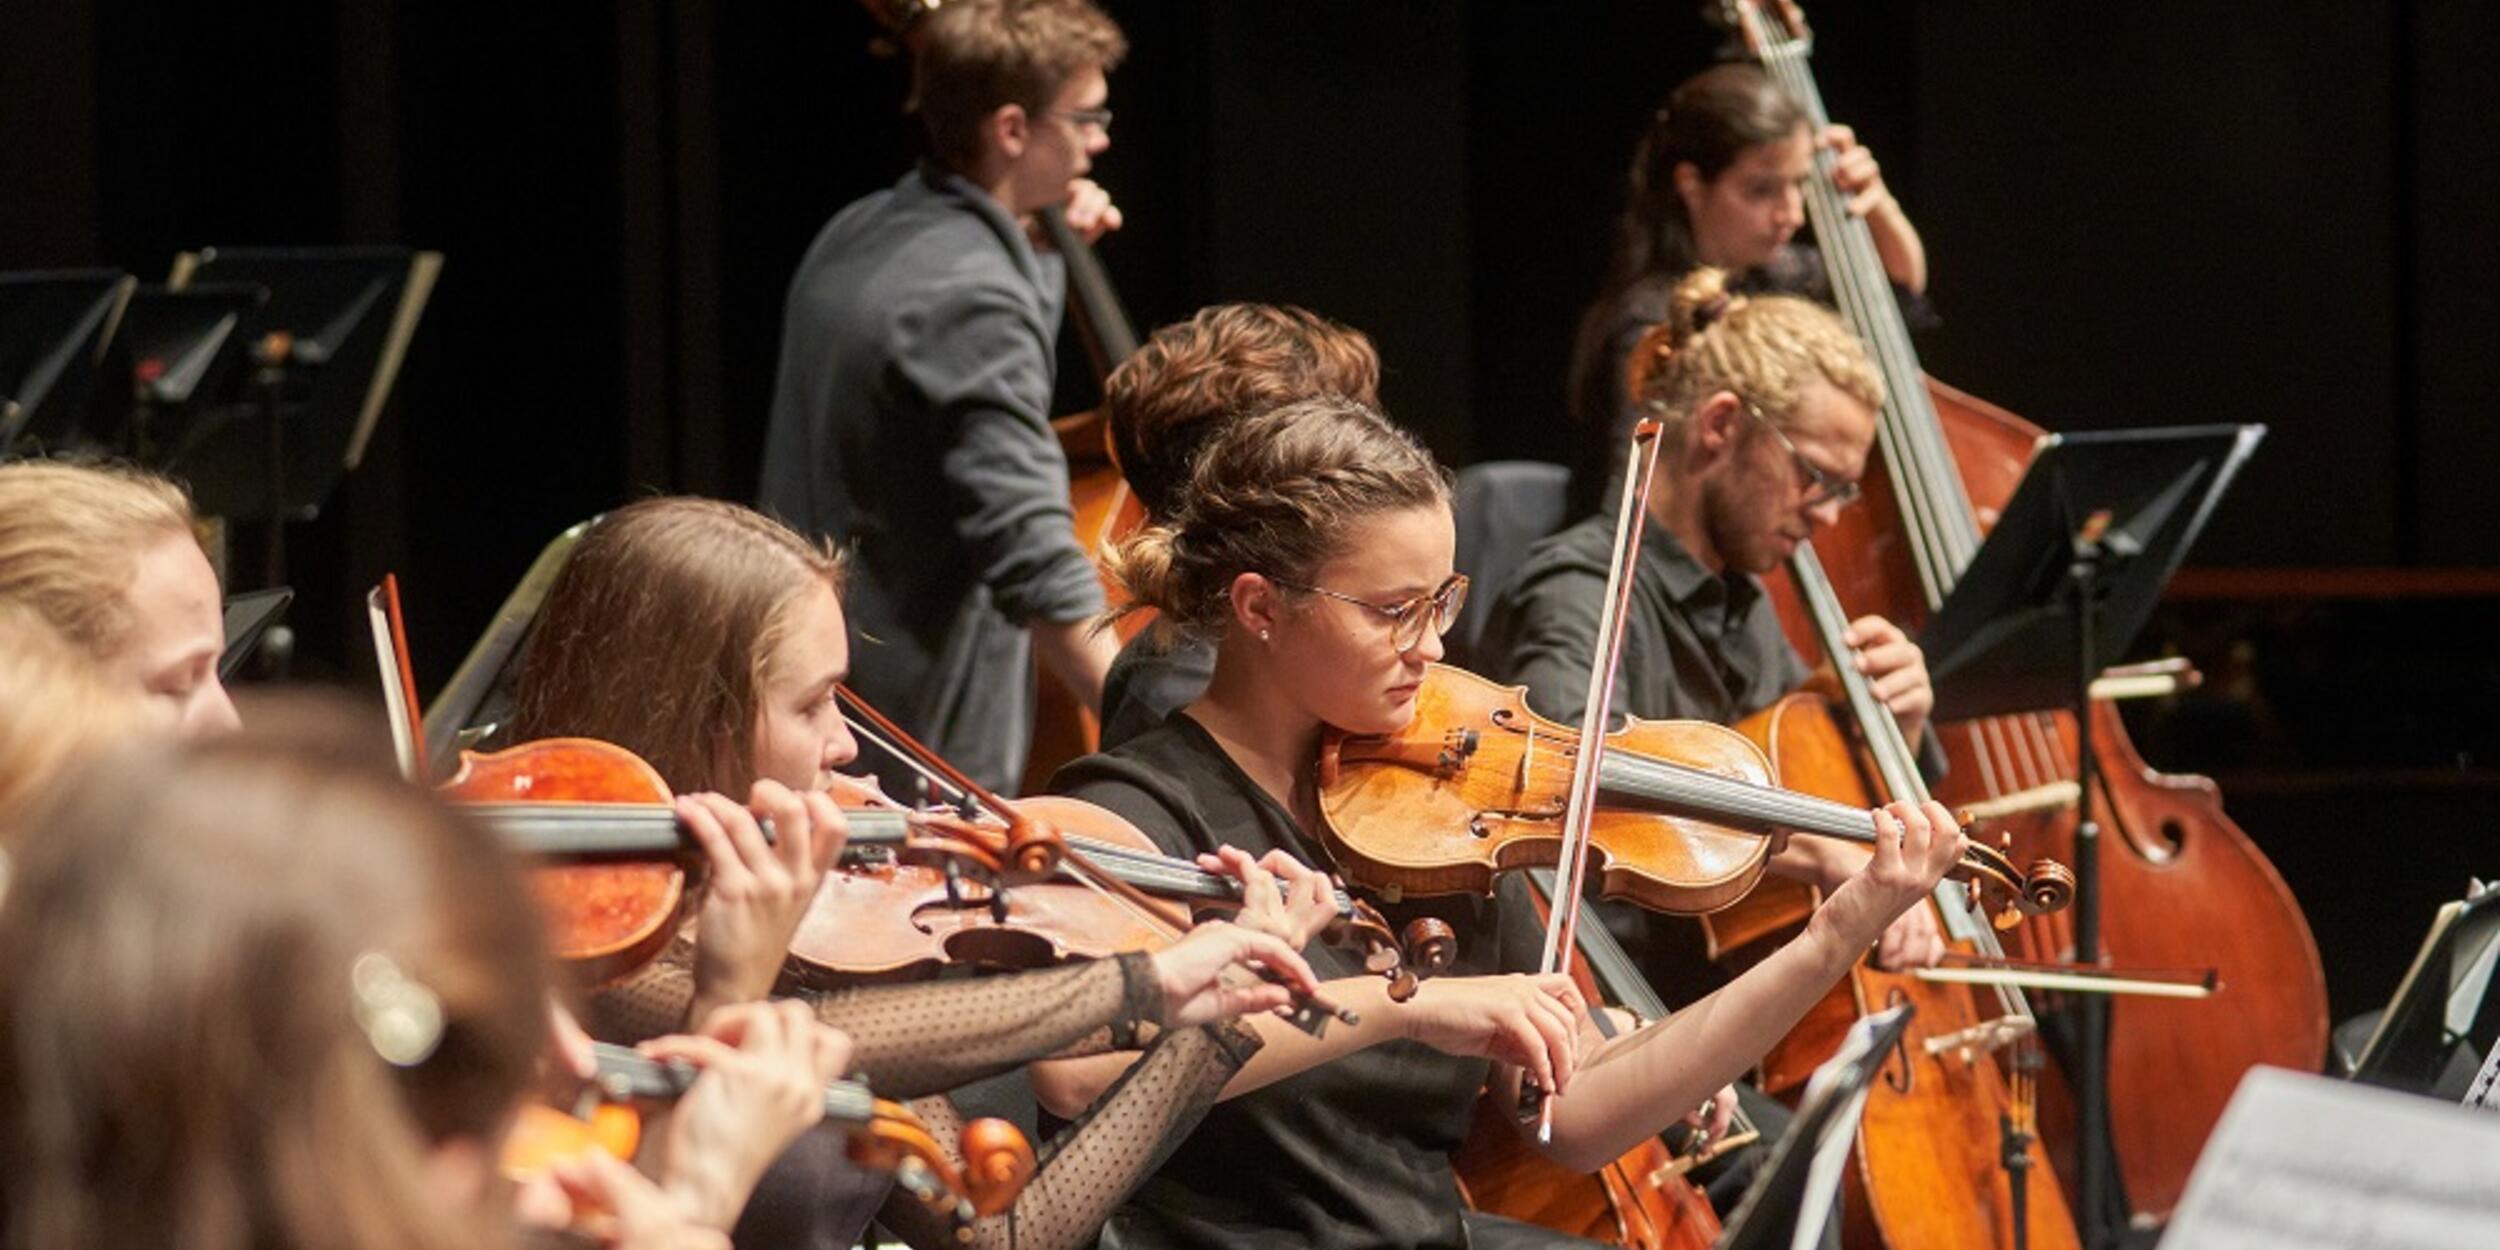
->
[1259,629,1272,643]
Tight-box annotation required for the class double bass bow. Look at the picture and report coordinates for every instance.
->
[1717,0,2327,1228]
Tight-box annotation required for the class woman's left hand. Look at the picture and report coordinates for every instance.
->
[1199,846,1338,951]
[1823,124,1895,219]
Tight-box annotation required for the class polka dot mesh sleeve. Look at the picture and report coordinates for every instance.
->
[585,933,1165,1099]
[874,1022,1264,1250]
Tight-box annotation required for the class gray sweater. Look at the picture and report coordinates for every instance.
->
[760,163,1104,795]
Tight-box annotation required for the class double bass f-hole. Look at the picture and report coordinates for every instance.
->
[1880,986,1916,1094]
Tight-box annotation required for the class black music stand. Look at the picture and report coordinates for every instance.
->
[158,246,441,586]
[104,282,269,466]
[1914,423,2263,1250]
[0,269,135,454]
[1716,1005,1915,1250]
[2345,881,2500,1101]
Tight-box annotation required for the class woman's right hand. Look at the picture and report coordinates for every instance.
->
[681,781,846,1024]
[637,999,853,1232]
[1395,973,1587,1098]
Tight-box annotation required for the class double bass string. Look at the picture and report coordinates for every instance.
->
[1744,7,2087,970]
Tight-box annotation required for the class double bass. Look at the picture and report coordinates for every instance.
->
[1716,0,2327,1226]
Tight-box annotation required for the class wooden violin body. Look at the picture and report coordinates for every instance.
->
[1773,378,2328,1219]
[442,738,690,985]
[1317,664,2070,924]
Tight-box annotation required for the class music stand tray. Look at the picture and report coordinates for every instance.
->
[1918,424,2265,723]
[163,246,441,523]
[0,269,135,453]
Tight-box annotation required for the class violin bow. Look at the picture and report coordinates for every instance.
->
[365,574,431,783]
[835,685,1360,1035]
[1526,417,1669,1142]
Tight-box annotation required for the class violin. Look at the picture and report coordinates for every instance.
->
[808,689,1452,1022]
[1315,663,2074,926]
[440,737,1053,985]
[505,1040,1035,1232]
[454,726,1448,1024]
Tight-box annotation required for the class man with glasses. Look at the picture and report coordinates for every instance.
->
[759,0,1129,796]
[1479,280,1943,1232]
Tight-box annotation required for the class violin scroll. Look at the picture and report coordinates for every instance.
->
[850,1100,1038,1232]
[1324,900,1456,1003]
[1948,828,2077,930]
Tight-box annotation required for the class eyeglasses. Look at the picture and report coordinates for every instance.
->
[1743,401,1861,508]
[1270,573,1470,654]
[1050,106,1114,135]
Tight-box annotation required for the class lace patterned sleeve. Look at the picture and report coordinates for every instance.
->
[582,931,701,1042]
[818,953,1165,1099]
[875,1022,1264,1250]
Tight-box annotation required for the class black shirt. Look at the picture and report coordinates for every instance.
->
[1484,514,1809,729]
[1098,631,1216,751]
[1051,714,1555,1250]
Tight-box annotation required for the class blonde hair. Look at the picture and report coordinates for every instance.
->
[1631,267,1884,436]
[914,0,1128,168]
[0,460,201,660]
[509,497,847,794]
[0,603,139,830]
[1106,396,1448,637]
[0,707,549,1250]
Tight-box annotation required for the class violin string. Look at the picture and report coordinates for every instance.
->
[843,712,971,808]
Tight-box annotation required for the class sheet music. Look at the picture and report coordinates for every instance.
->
[2161,1066,2500,1250]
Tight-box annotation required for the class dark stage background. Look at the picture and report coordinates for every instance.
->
[8,1,2500,1037]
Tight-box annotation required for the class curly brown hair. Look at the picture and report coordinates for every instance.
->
[1105,396,1448,637]
[1105,303,1382,521]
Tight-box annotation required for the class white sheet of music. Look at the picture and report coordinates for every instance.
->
[2161,1066,2500,1250]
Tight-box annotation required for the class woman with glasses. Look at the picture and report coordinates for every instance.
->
[1031,394,1960,1250]
[1566,62,1932,521]
[1485,264,1946,999]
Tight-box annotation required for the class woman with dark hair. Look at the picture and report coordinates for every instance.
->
[1567,63,1930,515]
[507,495,1335,1250]
[1032,396,1959,1250]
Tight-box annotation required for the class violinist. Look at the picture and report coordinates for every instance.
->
[758,0,1130,796]
[503,496,1335,1250]
[1566,63,1930,518]
[0,711,844,1250]
[1033,397,1961,1250]
[1097,302,1385,749]
[0,459,242,738]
